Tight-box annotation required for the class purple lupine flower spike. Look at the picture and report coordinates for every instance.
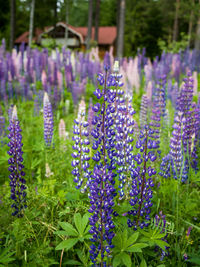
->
[43,92,54,146]
[88,68,116,264]
[72,98,91,191]
[115,91,135,198]
[128,125,156,230]
[191,102,200,170]
[7,106,27,217]
[160,72,194,181]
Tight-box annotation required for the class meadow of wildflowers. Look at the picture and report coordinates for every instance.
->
[0,40,200,266]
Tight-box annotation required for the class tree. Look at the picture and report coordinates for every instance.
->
[10,0,16,50]
[124,0,164,58]
[65,0,69,48]
[86,0,93,50]
[173,0,180,42]
[116,0,120,51]
[28,0,35,47]
[195,0,200,50]
[34,0,59,29]
[188,0,194,47]
[117,0,125,58]
[99,0,117,26]
[0,0,10,46]
[94,0,100,42]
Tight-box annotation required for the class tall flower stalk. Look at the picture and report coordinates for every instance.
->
[71,64,157,265]
[160,72,195,181]
[72,98,91,191]
[72,67,121,265]
[115,93,135,198]
[7,106,27,217]
[88,69,117,265]
[128,125,156,230]
[43,92,54,147]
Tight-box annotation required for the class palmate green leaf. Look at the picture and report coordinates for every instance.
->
[54,230,69,236]
[139,229,152,238]
[76,249,88,266]
[0,249,15,264]
[121,252,132,267]
[112,232,123,251]
[58,222,78,237]
[126,232,139,248]
[0,255,15,264]
[152,231,166,240]
[78,235,92,242]
[126,243,148,253]
[74,213,82,234]
[82,213,90,234]
[113,254,122,267]
[84,225,91,235]
[74,213,90,236]
[154,240,169,251]
[121,229,128,248]
[139,228,166,241]
[140,258,147,267]
[55,238,78,250]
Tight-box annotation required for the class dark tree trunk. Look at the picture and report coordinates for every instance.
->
[116,0,120,52]
[28,0,35,47]
[86,0,93,50]
[172,0,180,42]
[195,0,200,50]
[188,1,194,47]
[94,0,100,43]
[117,0,125,59]
[65,0,69,48]
[53,0,57,39]
[10,0,16,50]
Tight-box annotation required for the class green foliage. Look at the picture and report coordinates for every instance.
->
[55,213,91,250]
[0,247,15,266]
[140,258,147,267]
[0,71,200,266]
[112,230,148,267]
[125,0,164,58]
[158,33,190,53]
[4,0,200,57]
[64,249,90,266]
[138,228,169,252]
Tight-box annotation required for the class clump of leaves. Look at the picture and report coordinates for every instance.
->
[55,213,91,251]
[112,229,148,267]
[0,247,15,266]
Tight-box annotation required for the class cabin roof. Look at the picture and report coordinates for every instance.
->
[15,23,117,46]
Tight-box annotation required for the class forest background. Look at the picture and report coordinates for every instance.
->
[1,0,200,58]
